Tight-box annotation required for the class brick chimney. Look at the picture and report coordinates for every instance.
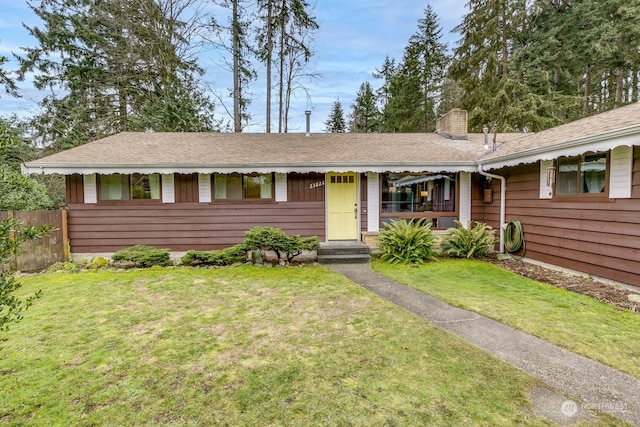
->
[436,108,468,140]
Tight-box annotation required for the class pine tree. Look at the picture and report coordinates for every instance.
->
[257,0,319,132]
[19,0,217,150]
[324,100,346,133]
[349,82,379,132]
[0,47,18,97]
[375,6,449,133]
[449,0,555,132]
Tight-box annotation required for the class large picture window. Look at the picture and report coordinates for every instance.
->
[381,173,456,213]
[555,152,607,196]
[98,173,161,201]
[213,173,273,200]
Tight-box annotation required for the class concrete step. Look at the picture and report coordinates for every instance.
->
[318,242,371,256]
[317,242,371,264]
[317,253,372,264]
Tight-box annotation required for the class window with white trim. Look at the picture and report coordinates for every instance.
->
[98,173,161,201]
[213,173,273,200]
[555,152,607,196]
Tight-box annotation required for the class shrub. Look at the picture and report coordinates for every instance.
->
[181,244,248,266]
[111,245,171,268]
[441,220,498,259]
[86,256,111,270]
[243,226,320,263]
[379,219,437,265]
[47,261,79,272]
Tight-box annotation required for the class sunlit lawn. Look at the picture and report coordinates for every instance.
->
[373,258,640,380]
[0,265,629,426]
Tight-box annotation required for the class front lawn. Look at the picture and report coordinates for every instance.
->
[0,266,624,425]
[373,258,640,379]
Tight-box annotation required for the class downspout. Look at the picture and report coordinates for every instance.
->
[478,164,506,254]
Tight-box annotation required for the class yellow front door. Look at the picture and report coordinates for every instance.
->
[327,172,358,240]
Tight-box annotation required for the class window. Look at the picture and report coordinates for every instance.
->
[555,153,607,196]
[98,173,161,201]
[381,173,456,213]
[213,173,273,200]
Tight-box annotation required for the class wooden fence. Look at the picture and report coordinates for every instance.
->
[0,210,68,271]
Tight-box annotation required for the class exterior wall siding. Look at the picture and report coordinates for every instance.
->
[67,202,326,253]
[67,173,326,253]
[472,148,640,286]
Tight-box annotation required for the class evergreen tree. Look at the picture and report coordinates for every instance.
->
[19,0,217,151]
[0,45,19,97]
[257,0,319,132]
[349,82,379,132]
[324,100,346,133]
[449,0,557,132]
[207,0,255,132]
[375,6,449,133]
[0,117,52,211]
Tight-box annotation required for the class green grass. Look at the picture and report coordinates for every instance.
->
[0,266,626,426]
[373,258,640,379]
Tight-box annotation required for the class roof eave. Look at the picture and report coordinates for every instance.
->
[22,161,480,175]
[478,125,640,170]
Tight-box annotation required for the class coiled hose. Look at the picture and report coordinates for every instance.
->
[504,219,525,254]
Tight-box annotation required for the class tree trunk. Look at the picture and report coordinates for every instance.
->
[615,67,624,108]
[632,67,639,103]
[278,18,286,133]
[265,1,273,133]
[232,0,242,132]
[584,66,591,116]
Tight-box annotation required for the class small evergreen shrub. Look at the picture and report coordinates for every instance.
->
[441,220,498,259]
[181,244,248,266]
[243,226,320,263]
[379,219,437,265]
[111,245,171,268]
[86,256,110,270]
[47,261,79,272]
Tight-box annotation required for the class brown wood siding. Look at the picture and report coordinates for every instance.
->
[474,148,640,286]
[175,173,199,203]
[67,201,326,253]
[66,174,84,204]
[288,173,325,202]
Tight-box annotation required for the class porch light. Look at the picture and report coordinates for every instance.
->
[420,190,428,198]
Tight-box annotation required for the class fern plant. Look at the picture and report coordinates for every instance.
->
[378,219,437,265]
[441,221,498,259]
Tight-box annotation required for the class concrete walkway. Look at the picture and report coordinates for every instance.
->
[327,263,640,426]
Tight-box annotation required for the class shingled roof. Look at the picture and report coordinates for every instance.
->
[23,103,640,175]
[24,132,495,175]
[480,102,640,169]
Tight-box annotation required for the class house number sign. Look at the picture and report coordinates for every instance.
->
[309,180,325,189]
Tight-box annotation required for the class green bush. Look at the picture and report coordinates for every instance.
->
[111,245,171,268]
[441,220,498,259]
[181,244,248,266]
[47,261,79,272]
[379,219,437,265]
[86,256,111,270]
[243,226,320,263]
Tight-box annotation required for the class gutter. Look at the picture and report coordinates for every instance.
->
[478,164,506,254]
[480,124,640,169]
[22,161,480,175]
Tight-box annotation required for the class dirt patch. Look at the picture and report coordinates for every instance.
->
[486,255,640,313]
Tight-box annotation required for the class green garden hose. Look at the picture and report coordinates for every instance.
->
[504,219,525,254]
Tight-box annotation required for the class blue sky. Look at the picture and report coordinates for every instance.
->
[0,0,467,133]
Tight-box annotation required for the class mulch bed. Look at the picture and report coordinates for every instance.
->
[485,254,640,313]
